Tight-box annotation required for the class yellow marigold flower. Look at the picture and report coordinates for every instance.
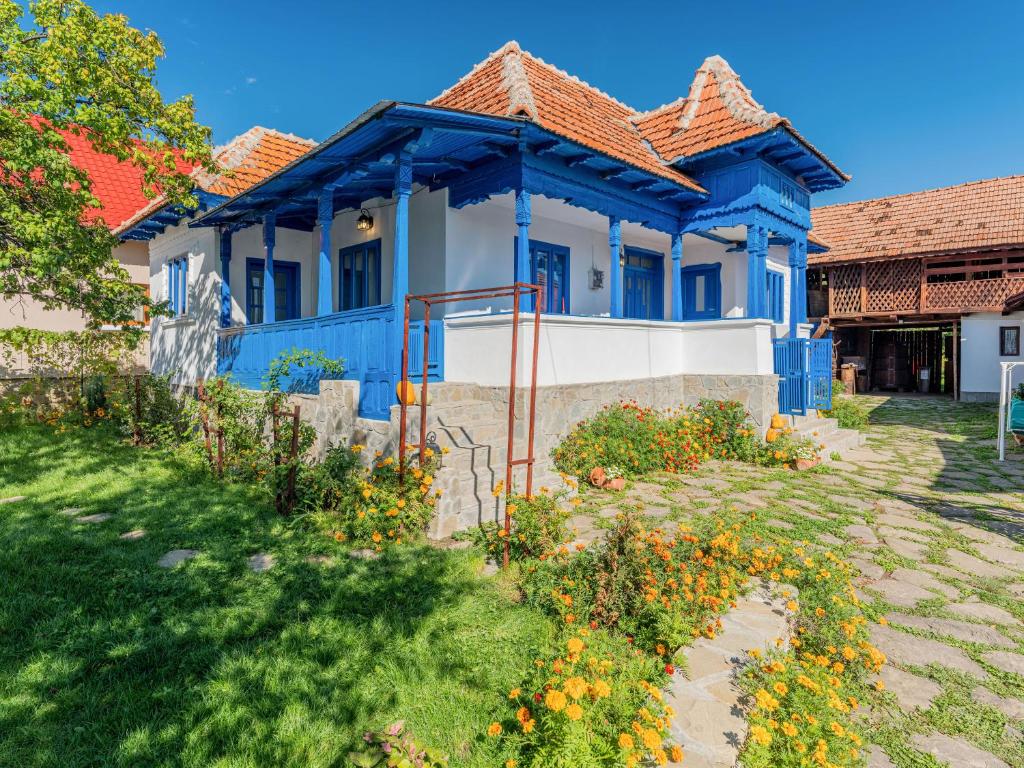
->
[362,489,372,499]
[830,722,845,737]
[487,722,502,737]
[564,676,588,700]
[874,680,885,692]
[750,724,772,746]
[567,637,584,655]
[842,645,856,661]
[505,760,516,768]
[786,600,798,612]
[782,722,798,737]
[545,689,567,712]
[371,532,382,543]
[508,688,520,699]
[522,718,535,733]
[591,678,612,698]
[618,733,635,750]
[773,681,788,696]
[670,745,683,762]
[642,728,661,749]
[565,703,583,721]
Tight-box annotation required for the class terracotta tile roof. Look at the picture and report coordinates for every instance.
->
[429,41,703,192]
[115,126,317,233]
[430,43,844,192]
[54,126,193,230]
[199,126,317,197]
[809,176,1024,265]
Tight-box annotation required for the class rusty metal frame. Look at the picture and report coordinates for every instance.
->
[398,283,542,568]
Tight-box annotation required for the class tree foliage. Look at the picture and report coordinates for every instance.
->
[0,0,214,324]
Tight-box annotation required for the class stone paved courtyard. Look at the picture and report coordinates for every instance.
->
[573,395,1024,768]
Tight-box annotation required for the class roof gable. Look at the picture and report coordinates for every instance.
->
[809,176,1024,265]
[634,56,782,161]
[429,41,701,191]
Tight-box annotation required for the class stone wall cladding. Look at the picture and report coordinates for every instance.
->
[275,373,778,537]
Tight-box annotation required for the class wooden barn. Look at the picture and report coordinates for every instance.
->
[808,176,1024,400]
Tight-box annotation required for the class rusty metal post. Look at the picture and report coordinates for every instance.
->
[398,295,412,484]
[419,301,431,465]
[503,285,522,569]
[133,375,142,445]
[197,380,215,472]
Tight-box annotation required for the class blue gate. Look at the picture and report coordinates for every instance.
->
[772,337,833,415]
[808,338,833,411]
[773,338,808,415]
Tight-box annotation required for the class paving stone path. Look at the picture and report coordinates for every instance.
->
[579,396,1024,768]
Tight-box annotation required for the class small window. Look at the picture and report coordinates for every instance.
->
[131,283,150,325]
[167,256,188,317]
[766,270,785,324]
[1000,326,1020,356]
[514,238,571,315]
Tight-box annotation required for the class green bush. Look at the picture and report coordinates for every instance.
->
[475,488,573,563]
[823,384,867,430]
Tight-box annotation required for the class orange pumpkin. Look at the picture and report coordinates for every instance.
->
[396,379,416,405]
[770,413,787,430]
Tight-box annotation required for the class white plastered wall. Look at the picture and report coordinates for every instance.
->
[961,311,1024,399]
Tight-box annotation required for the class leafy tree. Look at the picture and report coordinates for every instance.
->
[0,0,214,324]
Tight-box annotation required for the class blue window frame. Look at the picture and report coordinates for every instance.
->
[622,246,664,320]
[339,239,382,312]
[245,258,300,324]
[680,263,722,321]
[766,270,785,323]
[167,255,188,316]
[514,238,570,314]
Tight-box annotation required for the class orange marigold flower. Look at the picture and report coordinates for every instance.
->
[487,722,502,737]
[545,689,567,712]
[565,703,583,721]
[618,733,635,750]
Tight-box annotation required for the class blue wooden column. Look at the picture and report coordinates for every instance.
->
[745,220,768,318]
[670,233,684,321]
[392,151,412,309]
[317,187,334,316]
[788,233,808,335]
[609,216,622,318]
[219,228,232,328]
[262,212,276,324]
[515,188,532,310]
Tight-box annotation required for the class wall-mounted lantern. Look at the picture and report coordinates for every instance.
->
[356,208,374,231]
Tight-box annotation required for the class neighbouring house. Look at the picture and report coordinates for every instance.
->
[134,41,854,533]
[809,175,1024,401]
[115,125,317,378]
[0,127,156,373]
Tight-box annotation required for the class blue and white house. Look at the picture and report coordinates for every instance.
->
[129,44,847,529]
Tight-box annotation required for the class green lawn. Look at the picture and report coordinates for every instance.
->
[0,424,552,767]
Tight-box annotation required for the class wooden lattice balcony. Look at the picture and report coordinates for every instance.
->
[822,255,1024,318]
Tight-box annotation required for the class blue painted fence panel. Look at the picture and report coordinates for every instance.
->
[772,337,834,416]
[773,338,808,416]
[216,305,444,421]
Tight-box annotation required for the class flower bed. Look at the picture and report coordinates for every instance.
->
[553,400,820,482]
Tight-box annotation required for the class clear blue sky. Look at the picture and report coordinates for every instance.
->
[95,0,1024,204]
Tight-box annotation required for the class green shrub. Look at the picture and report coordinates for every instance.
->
[475,488,573,562]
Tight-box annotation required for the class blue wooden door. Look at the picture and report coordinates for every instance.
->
[681,264,722,321]
[623,248,663,320]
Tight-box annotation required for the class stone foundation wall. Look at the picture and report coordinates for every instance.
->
[294,372,777,469]
[474,372,778,479]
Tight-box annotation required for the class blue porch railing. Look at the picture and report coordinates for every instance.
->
[216,304,444,421]
[772,337,832,416]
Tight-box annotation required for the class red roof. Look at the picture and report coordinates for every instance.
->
[55,126,189,230]
[430,42,845,188]
[809,176,1024,265]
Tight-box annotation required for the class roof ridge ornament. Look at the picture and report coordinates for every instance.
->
[501,49,539,121]
[678,55,780,133]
